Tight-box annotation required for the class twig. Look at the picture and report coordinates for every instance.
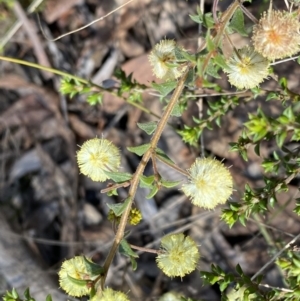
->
[251,232,300,281]
[12,1,52,79]
[39,0,137,42]
[0,0,44,49]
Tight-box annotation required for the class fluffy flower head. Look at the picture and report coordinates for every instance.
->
[224,46,270,89]
[77,138,121,182]
[58,256,91,297]
[91,288,130,301]
[156,233,200,278]
[148,39,187,81]
[182,158,233,209]
[252,10,300,60]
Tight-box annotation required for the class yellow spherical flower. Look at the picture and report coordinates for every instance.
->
[58,256,91,297]
[77,138,121,182]
[91,288,130,301]
[148,39,187,81]
[224,46,270,90]
[156,233,200,278]
[182,158,233,209]
[252,10,300,60]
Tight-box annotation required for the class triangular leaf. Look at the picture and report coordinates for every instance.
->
[119,239,139,258]
[106,198,131,216]
[83,256,105,276]
[171,103,182,117]
[152,81,177,97]
[127,144,151,156]
[139,175,155,188]
[155,148,175,165]
[24,288,31,300]
[103,171,132,183]
[130,257,138,271]
[45,295,52,301]
[146,185,159,199]
[67,274,89,286]
[160,179,180,188]
[137,121,157,135]
[229,8,248,36]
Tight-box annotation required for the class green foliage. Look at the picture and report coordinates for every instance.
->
[60,77,103,105]
[103,171,132,183]
[137,121,157,135]
[152,81,177,97]
[201,264,274,300]
[189,10,215,29]
[228,8,248,36]
[107,198,131,216]
[127,143,151,156]
[83,256,105,276]
[3,288,52,301]
[276,252,300,300]
[119,239,139,271]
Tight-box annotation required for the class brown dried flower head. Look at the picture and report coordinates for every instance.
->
[252,10,300,60]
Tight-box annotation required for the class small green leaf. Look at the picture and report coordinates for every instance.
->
[152,81,177,97]
[24,288,32,300]
[127,143,151,156]
[130,257,138,271]
[67,274,89,286]
[87,93,103,105]
[276,131,287,148]
[206,59,221,78]
[107,198,131,216]
[12,289,19,300]
[83,256,105,276]
[104,171,132,183]
[45,295,52,301]
[146,185,159,199]
[171,103,182,117]
[137,121,157,135]
[254,143,260,156]
[160,179,180,188]
[214,54,228,70]
[155,148,175,165]
[120,239,139,258]
[229,8,247,36]
[139,175,155,188]
[235,264,243,275]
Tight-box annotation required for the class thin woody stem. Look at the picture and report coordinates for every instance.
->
[101,64,192,286]
[129,244,160,254]
[200,0,241,77]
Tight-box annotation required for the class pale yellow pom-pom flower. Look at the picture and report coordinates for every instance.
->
[58,256,91,297]
[182,158,233,209]
[252,10,300,61]
[77,138,121,182]
[90,287,130,301]
[224,46,270,90]
[156,233,200,278]
[148,39,186,81]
